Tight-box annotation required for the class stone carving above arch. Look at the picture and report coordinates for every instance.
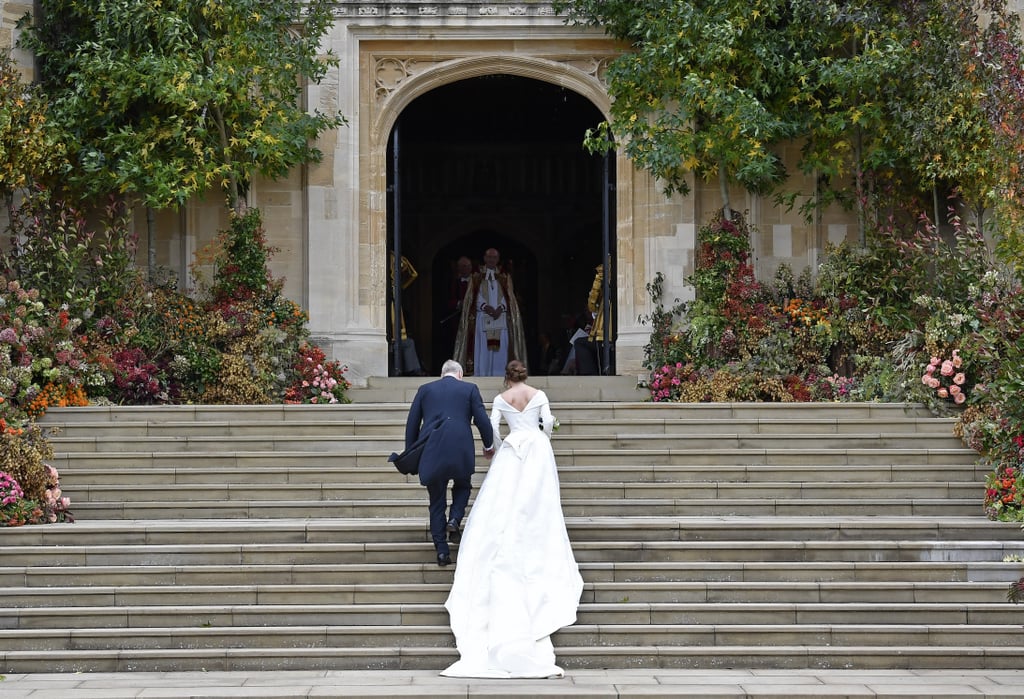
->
[374,58,438,101]
[336,2,562,19]
[372,54,613,111]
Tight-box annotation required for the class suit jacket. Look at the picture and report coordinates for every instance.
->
[405,375,494,486]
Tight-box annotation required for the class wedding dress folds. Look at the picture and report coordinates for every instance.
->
[441,391,583,679]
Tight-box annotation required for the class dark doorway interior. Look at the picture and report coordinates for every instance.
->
[387,74,613,376]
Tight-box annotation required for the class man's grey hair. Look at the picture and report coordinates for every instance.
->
[440,359,463,378]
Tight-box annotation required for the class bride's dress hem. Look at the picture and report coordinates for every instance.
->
[440,661,565,680]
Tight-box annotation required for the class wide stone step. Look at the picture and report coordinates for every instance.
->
[47,446,977,472]
[53,463,991,488]
[47,432,967,453]
[67,496,982,519]
[3,517,1019,547]
[3,540,1022,570]
[62,480,983,502]
[1,623,1021,654]
[3,643,1021,673]
[43,415,961,438]
[2,601,1019,631]
[2,560,1018,588]
[37,401,942,425]
[0,580,1011,610]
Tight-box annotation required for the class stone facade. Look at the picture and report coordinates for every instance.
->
[15,0,1008,384]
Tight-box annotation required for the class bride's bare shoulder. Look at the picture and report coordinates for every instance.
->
[500,384,538,411]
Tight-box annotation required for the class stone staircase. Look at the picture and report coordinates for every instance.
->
[2,376,1023,674]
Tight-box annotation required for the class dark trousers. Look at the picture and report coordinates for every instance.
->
[426,477,471,556]
[574,338,601,376]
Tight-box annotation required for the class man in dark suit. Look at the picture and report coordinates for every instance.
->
[405,359,495,566]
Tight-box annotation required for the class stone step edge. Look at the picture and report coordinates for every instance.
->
[1,515,1007,525]
[1,559,1016,573]
[40,416,958,429]
[47,432,964,442]
[1,644,1020,658]
[65,480,984,489]
[3,601,1019,614]
[2,579,1012,595]
[2,622,1020,634]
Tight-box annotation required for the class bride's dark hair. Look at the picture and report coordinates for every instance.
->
[504,359,528,387]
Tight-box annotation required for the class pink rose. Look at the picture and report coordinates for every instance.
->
[937,388,948,398]
[953,373,966,385]
[954,392,966,404]
[940,360,954,376]
[949,385,961,395]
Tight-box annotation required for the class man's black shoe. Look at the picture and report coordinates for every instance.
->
[446,519,461,542]
[437,553,452,567]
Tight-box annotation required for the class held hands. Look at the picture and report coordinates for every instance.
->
[483,445,496,459]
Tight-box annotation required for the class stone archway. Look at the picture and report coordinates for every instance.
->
[383,74,609,374]
[364,51,629,375]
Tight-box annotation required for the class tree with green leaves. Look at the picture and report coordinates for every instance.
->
[0,52,64,213]
[553,0,1024,244]
[554,0,814,218]
[17,0,346,213]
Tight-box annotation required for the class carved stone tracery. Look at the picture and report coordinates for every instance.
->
[373,55,612,103]
[337,2,560,19]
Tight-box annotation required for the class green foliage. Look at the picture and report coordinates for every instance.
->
[556,0,804,200]
[646,208,995,399]
[188,208,312,403]
[1,194,331,409]
[554,0,1024,251]
[636,271,687,371]
[0,53,64,201]
[676,212,769,369]
[17,0,347,210]
[1,189,138,324]
[210,208,279,303]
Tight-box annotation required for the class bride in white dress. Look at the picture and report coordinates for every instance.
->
[441,359,583,679]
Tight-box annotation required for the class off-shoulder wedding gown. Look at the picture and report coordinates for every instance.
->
[441,390,583,679]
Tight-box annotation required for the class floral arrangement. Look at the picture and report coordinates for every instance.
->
[649,363,687,402]
[0,466,72,526]
[40,464,73,523]
[284,344,351,404]
[815,374,858,400]
[984,434,1024,521]
[0,470,23,506]
[921,350,968,405]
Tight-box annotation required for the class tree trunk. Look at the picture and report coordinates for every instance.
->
[146,206,156,281]
[718,161,732,221]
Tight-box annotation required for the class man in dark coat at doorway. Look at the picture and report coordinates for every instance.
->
[405,359,495,566]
